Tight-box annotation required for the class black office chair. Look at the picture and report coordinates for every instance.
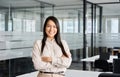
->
[99,52,110,60]
[113,58,120,74]
[94,59,109,72]
[98,73,120,77]
[98,58,120,77]
[117,53,120,58]
[94,52,111,72]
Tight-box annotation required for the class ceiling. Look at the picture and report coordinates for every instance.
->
[88,0,120,15]
[0,0,120,15]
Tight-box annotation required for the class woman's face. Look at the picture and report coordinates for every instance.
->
[45,20,57,39]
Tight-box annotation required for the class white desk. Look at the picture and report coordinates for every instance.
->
[16,70,102,77]
[81,55,117,70]
[81,55,117,63]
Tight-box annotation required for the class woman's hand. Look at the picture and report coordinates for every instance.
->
[41,57,52,62]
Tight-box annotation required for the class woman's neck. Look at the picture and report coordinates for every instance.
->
[47,37,54,41]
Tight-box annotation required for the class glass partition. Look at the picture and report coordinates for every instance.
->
[52,2,84,62]
[0,0,103,76]
[0,0,54,77]
[0,0,54,32]
[82,0,102,70]
[85,2,101,57]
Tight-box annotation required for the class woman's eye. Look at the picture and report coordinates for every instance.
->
[53,25,56,28]
[46,25,56,28]
[47,25,50,27]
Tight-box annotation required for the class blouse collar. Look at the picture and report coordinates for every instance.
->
[46,38,55,42]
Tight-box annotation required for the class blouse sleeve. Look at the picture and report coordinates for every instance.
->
[32,40,53,70]
[52,40,72,68]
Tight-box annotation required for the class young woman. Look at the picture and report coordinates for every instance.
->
[32,16,72,77]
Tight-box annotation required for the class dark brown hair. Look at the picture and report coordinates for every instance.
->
[41,16,68,57]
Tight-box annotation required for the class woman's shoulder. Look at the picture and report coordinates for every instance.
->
[61,39,69,49]
[34,39,42,44]
[61,39,67,44]
[61,39,66,42]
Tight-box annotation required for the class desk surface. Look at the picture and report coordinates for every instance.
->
[81,55,117,63]
[16,70,102,77]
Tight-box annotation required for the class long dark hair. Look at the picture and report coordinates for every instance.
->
[41,16,68,57]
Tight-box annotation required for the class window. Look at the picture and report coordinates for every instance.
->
[58,19,63,33]
[106,18,118,33]
[13,18,22,31]
[0,14,5,31]
[111,18,118,33]
[63,19,74,33]
[13,18,36,32]
[74,18,78,33]
[23,19,35,32]
[86,18,98,33]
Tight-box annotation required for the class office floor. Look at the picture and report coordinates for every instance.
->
[69,62,93,71]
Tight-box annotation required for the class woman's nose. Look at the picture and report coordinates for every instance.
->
[50,27,54,30]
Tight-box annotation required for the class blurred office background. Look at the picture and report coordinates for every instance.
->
[0,0,120,77]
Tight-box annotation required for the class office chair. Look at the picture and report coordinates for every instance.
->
[99,52,110,60]
[98,73,120,77]
[113,59,120,74]
[98,59,120,77]
[117,53,120,58]
[94,59,109,72]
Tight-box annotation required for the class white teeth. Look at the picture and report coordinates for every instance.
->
[49,32,54,34]
[50,33,53,35]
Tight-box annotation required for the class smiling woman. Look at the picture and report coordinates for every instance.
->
[32,16,72,77]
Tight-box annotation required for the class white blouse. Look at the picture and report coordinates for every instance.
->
[32,38,72,72]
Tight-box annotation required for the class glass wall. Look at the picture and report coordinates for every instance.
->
[82,1,102,70]
[0,13,5,31]
[0,0,103,76]
[105,18,119,33]
[0,2,54,32]
[51,1,84,62]
[0,0,54,77]
[85,2,102,57]
[54,10,79,33]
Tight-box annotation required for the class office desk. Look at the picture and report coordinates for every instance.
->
[81,55,117,63]
[16,70,102,77]
[81,55,117,70]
